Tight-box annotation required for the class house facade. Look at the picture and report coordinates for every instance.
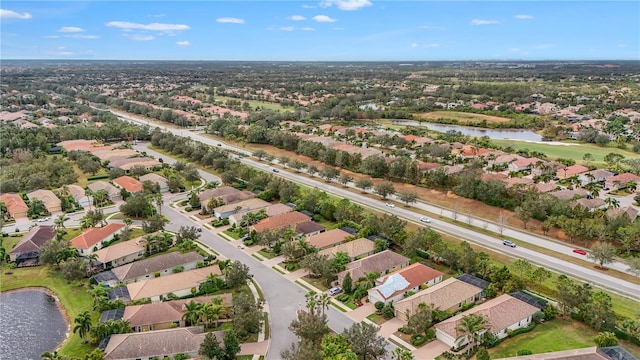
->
[605,173,640,191]
[93,238,146,269]
[336,250,410,285]
[139,173,170,192]
[213,198,270,219]
[368,263,443,305]
[87,181,122,202]
[0,193,29,219]
[26,189,62,213]
[109,251,204,284]
[9,225,56,264]
[318,238,375,261]
[70,223,124,256]
[125,265,221,302]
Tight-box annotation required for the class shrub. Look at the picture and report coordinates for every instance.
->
[416,249,430,259]
[185,206,192,212]
[337,294,350,302]
[517,350,533,356]
[172,266,184,273]
[508,322,536,337]
[398,326,412,335]
[594,332,619,347]
[87,174,110,181]
[375,301,385,311]
[154,272,161,277]
[411,334,427,346]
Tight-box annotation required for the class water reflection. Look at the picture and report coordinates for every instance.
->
[0,289,68,360]
[393,120,543,141]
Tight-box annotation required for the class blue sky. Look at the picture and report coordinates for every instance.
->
[1,1,639,61]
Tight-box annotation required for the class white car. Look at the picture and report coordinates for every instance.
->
[420,216,431,223]
[385,202,395,208]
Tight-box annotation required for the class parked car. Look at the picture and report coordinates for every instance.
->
[197,227,203,232]
[272,168,280,173]
[419,216,431,223]
[328,287,343,296]
[385,202,395,208]
[573,249,587,255]
[502,240,517,248]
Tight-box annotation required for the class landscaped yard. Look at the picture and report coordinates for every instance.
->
[1,266,97,358]
[366,313,388,325]
[257,248,278,259]
[224,229,241,239]
[492,139,640,164]
[489,318,640,358]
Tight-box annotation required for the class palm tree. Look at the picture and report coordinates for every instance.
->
[604,197,620,209]
[203,302,225,328]
[182,300,201,326]
[54,214,70,237]
[455,313,489,349]
[153,193,164,215]
[123,217,132,231]
[361,271,381,290]
[73,311,93,343]
[626,181,637,193]
[93,189,108,208]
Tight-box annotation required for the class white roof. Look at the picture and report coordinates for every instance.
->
[376,273,410,298]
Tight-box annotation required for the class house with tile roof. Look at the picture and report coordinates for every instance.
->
[57,139,97,152]
[319,238,376,261]
[556,164,589,180]
[295,221,326,237]
[572,198,607,212]
[93,237,146,269]
[578,169,615,186]
[113,176,143,193]
[435,294,540,348]
[336,250,410,285]
[394,278,484,322]
[307,228,352,250]
[70,223,125,256]
[67,184,91,208]
[0,192,29,219]
[126,265,221,302]
[252,211,310,233]
[229,203,293,226]
[9,225,56,264]
[103,326,222,360]
[606,206,638,221]
[139,173,169,192]
[605,173,640,191]
[26,189,62,213]
[198,186,254,207]
[102,251,204,285]
[87,181,122,202]
[368,263,443,305]
[213,198,270,219]
[508,157,544,172]
[108,157,162,173]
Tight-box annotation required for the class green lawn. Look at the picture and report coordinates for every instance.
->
[257,249,278,259]
[1,234,24,252]
[1,266,97,357]
[492,139,640,165]
[215,95,295,112]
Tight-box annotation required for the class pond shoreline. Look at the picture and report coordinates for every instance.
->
[3,286,71,352]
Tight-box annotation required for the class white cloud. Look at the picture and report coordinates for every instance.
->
[130,34,155,41]
[302,4,316,8]
[411,43,418,48]
[45,35,60,39]
[509,47,521,52]
[65,34,99,39]
[176,40,191,46]
[514,15,533,19]
[319,0,372,11]
[289,15,306,21]
[216,17,245,24]
[0,9,32,19]
[301,27,315,31]
[313,15,336,22]
[58,26,85,33]
[280,26,294,31]
[105,21,190,31]
[471,19,499,25]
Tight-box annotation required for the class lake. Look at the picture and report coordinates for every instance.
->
[393,120,543,142]
[0,289,68,360]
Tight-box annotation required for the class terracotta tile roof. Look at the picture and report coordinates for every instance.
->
[535,182,558,193]
[70,223,124,250]
[93,238,145,264]
[66,184,86,201]
[372,263,443,300]
[213,198,270,215]
[0,193,29,215]
[556,165,589,178]
[9,225,56,256]
[198,186,242,203]
[607,173,640,184]
[607,206,638,221]
[57,139,97,151]
[395,278,482,316]
[338,250,409,282]
[110,251,204,282]
[512,157,543,168]
[550,189,588,200]
[318,238,375,259]
[253,211,310,233]
[230,203,292,224]
[307,228,351,249]
[435,294,540,339]
[26,189,61,210]
[123,295,231,327]
[126,266,221,301]
[108,157,161,171]
[113,176,143,193]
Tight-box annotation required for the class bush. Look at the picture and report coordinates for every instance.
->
[337,294,350,302]
[508,322,536,337]
[411,334,427,346]
[416,249,430,259]
[375,301,385,311]
[398,326,412,335]
[87,174,110,181]
[517,349,533,356]
[185,206,192,212]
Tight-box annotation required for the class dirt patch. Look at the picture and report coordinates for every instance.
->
[416,111,512,124]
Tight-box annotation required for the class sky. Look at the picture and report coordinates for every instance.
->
[1,1,639,61]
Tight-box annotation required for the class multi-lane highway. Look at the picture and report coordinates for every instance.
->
[109,108,639,300]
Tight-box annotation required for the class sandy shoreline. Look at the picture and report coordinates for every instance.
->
[3,287,71,352]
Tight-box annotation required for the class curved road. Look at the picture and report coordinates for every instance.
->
[111,109,639,299]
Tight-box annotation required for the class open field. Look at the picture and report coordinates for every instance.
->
[489,318,640,358]
[1,267,97,357]
[215,95,295,112]
[493,139,640,164]
[417,111,512,124]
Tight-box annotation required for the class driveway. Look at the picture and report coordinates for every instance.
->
[412,339,449,360]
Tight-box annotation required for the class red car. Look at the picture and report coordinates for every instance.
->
[573,249,587,255]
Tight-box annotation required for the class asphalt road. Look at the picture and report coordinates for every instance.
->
[111,109,639,299]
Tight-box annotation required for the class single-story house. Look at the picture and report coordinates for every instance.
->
[139,173,170,192]
[488,154,525,167]
[550,189,588,201]
[556,164,589,180]
[295,221,326,237]
[229,203,292,226]
[57,139,97,152]
[318,238,376,261]
[70,223,125,256]
[94,149,138,162]
[93,237,146,269]
[213,198,270,219]
[336,250,410,285]
[87,181,122,202]
[9,225,56,264]
[572,197,607,211]
[105,251,204,284]
[103,326,222,360]
[108,157,162,173]
[113,176,143,193]
[307,228,352,250]
[26,189,62,213]
[368,263,443,305]
[605,173,640,191]
[578,169,615,186]
[252,211,310,233]
[493,346,638,360]
[122,295,232,332]
[435,294,540,348]
[198,186,243,206]
[394,277,484,322]
[508,157,543,172]
[0,192,29,219]
[67,184,91,208]
[606,206,639,221]
[126,265,221,302]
